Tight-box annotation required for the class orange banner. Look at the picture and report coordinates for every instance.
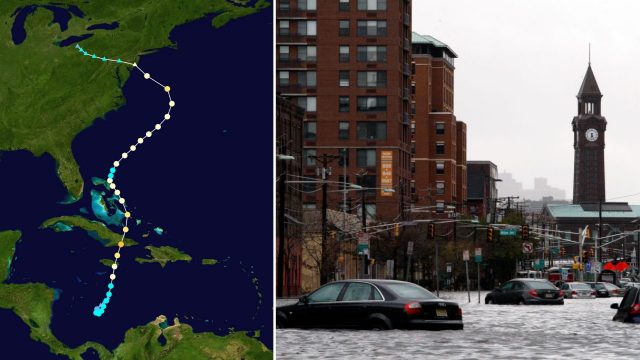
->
[380,150,393,197]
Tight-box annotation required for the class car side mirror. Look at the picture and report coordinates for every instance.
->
[299,295,309,304]
[610,303,619,310]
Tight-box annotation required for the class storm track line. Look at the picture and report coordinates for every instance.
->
[74,44,175,317]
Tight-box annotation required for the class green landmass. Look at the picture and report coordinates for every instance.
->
[135,246,192,268]
[41,215,137,247]
[113,315,271,359]
[0,230,21,282]
[99,258,114,268]
[0,0,270,201]
[202,258,219,266]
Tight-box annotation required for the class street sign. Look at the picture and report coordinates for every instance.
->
[407,241,414,256]
[551,247,560,255]
[523,259,532,270]
[500,229,517,236]
[474,247,482,263]
[463,250,470,261]
[522,242,533,254]
[357,232,370,255]
[446,263,452,273]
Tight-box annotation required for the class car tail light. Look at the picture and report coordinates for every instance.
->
[457,307,462,317]
[559,290,564,297]
[528,289,538,297]
[613,289,620,295]
[571,291,577,297]
[404,301,423,316]
[630,304,640,315]
[592,291,596,297]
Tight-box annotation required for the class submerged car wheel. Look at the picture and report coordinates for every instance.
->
[485,297,494,304]
[517,298,526,305]
[367,319,390,331]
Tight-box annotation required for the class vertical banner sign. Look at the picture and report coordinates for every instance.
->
[380,150,393,196]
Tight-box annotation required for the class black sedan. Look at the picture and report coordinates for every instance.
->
[610,286,640,323]
[485,278,564,305]
[276,280,463,330]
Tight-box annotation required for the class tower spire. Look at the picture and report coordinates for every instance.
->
[588,43,591,65]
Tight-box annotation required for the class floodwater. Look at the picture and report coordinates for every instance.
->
[276,292,639,359]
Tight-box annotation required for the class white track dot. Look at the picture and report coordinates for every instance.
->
[146,131,152,137]
[107,178,113,184]
[113,161,120,167]
[133,63,137,67]
[122,153,128,159]
[164,114,171,120]
[130,145,136,151]
[144,73,150,79]
[114,190,121,195]
[110,183,116,189]
[111,264,118,270]
[155,124,161,130]
[169,101,175,107]
[110,274,116,280]
[119,198,125,204]
[137,138,144,144]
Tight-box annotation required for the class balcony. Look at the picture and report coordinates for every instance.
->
[403,63,411,75]
[277,59,317,69]
[403,113,410,124]
[403,13,410,26]
[402,88,410,100]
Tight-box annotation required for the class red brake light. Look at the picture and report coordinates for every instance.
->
[559,290,564,297]
[404,301,423,316]
[528,289,538,297]
[592,291,596,296]
[630,304,640,315]
[571,291,577,297]
[457,307,462,317]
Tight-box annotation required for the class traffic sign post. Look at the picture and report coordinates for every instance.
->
[500,229,517,237]
[463,250,470,303]
[522,242,533,254]
[475,247,482,304]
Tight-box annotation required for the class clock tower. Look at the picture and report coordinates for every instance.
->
[572,63,606,204]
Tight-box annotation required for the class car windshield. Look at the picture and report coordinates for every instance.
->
[604,283,620,290]
[593,284,606,290]
[526,281,556,290]
[384,283,438,300]
[570,283,591,290]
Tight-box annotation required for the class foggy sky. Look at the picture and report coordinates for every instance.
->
[413,0,640,202]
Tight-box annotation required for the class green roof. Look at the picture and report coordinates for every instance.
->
[545,204,640,219]
[412,32,458,57]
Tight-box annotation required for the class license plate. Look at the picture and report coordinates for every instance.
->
[436,308,447,317]
[544,293,553,298]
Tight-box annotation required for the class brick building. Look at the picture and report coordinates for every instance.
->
[410,33,467,215]
[467,161,499,222]
[276,0,413,222]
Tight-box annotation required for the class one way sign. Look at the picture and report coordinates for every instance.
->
[522,242,533,254]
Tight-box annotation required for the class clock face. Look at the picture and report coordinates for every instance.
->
[585,128,599,142]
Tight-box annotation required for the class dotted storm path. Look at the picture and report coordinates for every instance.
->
[74,45,175,317]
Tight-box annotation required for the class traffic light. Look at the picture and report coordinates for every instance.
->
[522,225,529,241]
[427,223,435,239]
[487,226,494,243]
[394,223,400,237]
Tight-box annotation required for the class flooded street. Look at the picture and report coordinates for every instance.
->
[276,292,639,359]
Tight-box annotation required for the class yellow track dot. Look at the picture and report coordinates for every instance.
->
[146,131,152,137]
[164,86,171,92]
[124,212,131,218]
[164,114,170,120]
[137,138,144,144]
[155,124,161,130]
[122,153,128,159]
[111,264,118,270]
[107,178,113,184]
[169,101,175,107]
[118,241,125,248]
[110,183,116,189]
[114,253,121,259]
[130,145,136,151]
[119,198,125,204]
[110,274,116,280]
[114,190,121,195]
[122,227,129,233]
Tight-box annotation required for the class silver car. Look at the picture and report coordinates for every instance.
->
[561,282,596,299]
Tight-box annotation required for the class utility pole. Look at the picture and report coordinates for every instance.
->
[277,156,287,298]
[598,200,603,263]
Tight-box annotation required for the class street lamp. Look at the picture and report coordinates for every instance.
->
[277,153,295,298]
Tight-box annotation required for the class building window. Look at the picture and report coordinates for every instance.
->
[357,96,387,112]
[298,71,317,87]
[304,122,316,140]
[339,121,350,139]
[410,161,415,174]
[298,45,317,62]
[357,46,387,62]
[339,71,350,87]
[436,181,445,195]
[436,122,445,135]
[339,20,350,36]
[357,71,387,88]
[298,20,317,36]
[357,0,387,11]
[302,182,317,192]
[297,96,317,112]
[339,96,350,112]
[279,20,290,35]
[279,0,290,10]
[339,0,350,11]
[357,175,377,193]
[278,71,289,86]
[304,149,317,167]
[364,204,376,220]
[279,46,290,62]
[339,45,350,63]
[357,122,387,140]
[338,175,350,190]
[585,102,595,114]
[436,162,445,174]
[339,148,349,166]
[303,202,317,209]
[411,101,416,114]
[299,0,317,11]
[357,149,376,167]
[436,201,444,213]
[436,142,445,155]
[357,20,387,36]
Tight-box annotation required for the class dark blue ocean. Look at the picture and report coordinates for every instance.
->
[0,6,273,358]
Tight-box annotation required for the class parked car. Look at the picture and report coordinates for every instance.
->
[610,286,640,323]
[586,282,611,297]
[485,278,564,305]
[560,282,596,299]
[587,282,623,297]
[276,280,463,330]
